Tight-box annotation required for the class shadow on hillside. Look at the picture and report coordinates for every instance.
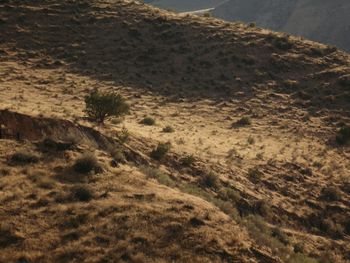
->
[2,0,350,112]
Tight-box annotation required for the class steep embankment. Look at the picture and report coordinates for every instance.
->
[212,0,350,52]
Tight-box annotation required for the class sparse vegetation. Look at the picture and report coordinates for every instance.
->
[150,142,171,160]
[84,88,129,123]
[139,165,176,187]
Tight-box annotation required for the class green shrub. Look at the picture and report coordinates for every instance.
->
[11,151,40,164]
[84,88,129,123]
[140,117,155,126]
[73,153,101,174]
[162,125,174,133]
[336,125,350,145]
[150,142,171,160]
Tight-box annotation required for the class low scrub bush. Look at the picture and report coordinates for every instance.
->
[180,154,195,166]
[10,151,40,164]
[73,153,101,174]
[140,117,155,126]
[71,185,94,202]
[150,142,171,160]
[336,125,350,145]
[162,125,174,133]
[200,171,219,189]
[234,116,251,127]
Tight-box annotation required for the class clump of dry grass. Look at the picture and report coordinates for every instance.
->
[73,153,101,174]
[162,125,174,133]
[234,116,251,127]
[70,185,94,202]
[200,171,219,189]
[140,116,155,126]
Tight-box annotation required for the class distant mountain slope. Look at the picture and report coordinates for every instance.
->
[212,0,350,52]
[146,0,225,11]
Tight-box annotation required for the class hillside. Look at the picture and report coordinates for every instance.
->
[144,0,224,12]
[212,0,350,52]
[0,0,350,262]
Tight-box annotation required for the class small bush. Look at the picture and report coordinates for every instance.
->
[254,200,272,218]
[180,155,195,166]
[110,147,125,164]
[73,153,101,174]
[140,117,155,126]
[200,171,219,189]
[234,116,251,127]
[320,186,342,201]
[162,125,174,133]
[336,125,350,145]
[10,151,40,164]
[248,167,263,182]
[116,127,129,144]
[150,142,171,160]
[71,186,94,202]
[84,88,129,123]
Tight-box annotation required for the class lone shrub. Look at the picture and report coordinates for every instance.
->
[150,142,171,160]
[71,185,94,202]
[116,127,129,144]
[73,153,101,174]
[320,186,342,201]
[234,116,251,127]
[84,88,129,123]
[140,117,155,126]
[200,171,219,189]
[336,125,350,145]
[180,155,195,166]
[162,125,174,133]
